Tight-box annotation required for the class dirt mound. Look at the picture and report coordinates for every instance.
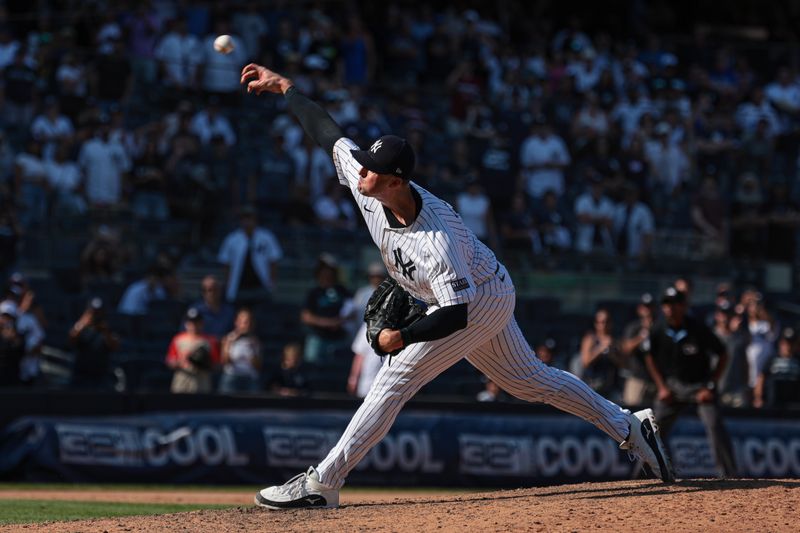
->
[3,479,799,533]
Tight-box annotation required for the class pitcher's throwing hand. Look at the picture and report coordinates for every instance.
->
[240,63,293,95]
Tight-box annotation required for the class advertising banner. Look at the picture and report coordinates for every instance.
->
[1,409,798,485]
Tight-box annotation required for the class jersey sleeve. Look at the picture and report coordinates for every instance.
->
[332,137,364,192]
[426,232,477,307]
[331,137,382,217]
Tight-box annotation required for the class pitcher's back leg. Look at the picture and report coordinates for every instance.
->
[467,316,630,442]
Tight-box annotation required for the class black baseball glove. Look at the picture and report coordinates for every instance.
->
[364,277,425,358]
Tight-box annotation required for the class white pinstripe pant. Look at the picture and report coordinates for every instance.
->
[316,270,631,488]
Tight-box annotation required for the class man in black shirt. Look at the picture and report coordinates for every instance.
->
[69,298,120,390]
[300,254,353,363]
[645,286,736,477]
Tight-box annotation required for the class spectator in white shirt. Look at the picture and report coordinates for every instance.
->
[232,3,269,59]
[519,117,571,200]
[218,308,262,394]
[291,136,336,198]
[190,100,236,146]
[327,89,361,127]
[612,88,657,145]
[56,52,88,98]
[572,91,609,146]
[45,142,86,216]
[0,296,45,384]
[199,20,247,97]
[765,67,800,118]
[78,119,131,208]
[313,180,357,231]
[736,87,780,137]
[566,48,602,93]
[96,10,123,55]
[574,174,615,254]
[154,18,201,89]
[613,183,655,259]
[644,122,689,194]
[30,99,74,161]
[347,322,384,398]
[14,138,47,181]
[456,179,498,248]
[157,99,194,154]
[218,206,283,304]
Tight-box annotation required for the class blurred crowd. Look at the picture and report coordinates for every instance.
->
[477,280,800,409]
[3,217,799,409]
[0,1,800,265]
[0,1,799,406]
[0,247,385,399]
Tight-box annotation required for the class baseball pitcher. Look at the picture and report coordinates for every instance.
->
[240,63,676,509]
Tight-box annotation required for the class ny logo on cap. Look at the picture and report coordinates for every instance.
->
[370,139,383,153]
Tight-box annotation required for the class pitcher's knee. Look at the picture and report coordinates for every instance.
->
[501,374,560,403]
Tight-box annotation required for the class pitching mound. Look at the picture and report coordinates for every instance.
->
[3,479,799,532]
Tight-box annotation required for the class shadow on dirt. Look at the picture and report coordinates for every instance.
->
[339,479,800,508]
[558,479,800,501]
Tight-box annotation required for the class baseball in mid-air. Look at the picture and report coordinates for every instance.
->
[213,34,234,54]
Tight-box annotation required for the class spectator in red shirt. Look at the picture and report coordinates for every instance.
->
[166,307,220,393]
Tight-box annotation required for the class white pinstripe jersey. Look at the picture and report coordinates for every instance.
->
[332,137,501,307]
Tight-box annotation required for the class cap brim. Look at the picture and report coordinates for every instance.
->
[351,149,393,174]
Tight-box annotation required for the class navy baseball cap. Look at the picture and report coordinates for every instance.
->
[351,135,415,179]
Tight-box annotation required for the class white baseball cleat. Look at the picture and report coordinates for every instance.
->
[254,466,339,509]
[619,408,676,482]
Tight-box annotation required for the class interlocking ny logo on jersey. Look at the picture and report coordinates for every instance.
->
[370,139,383,153]
[393,248,416,280]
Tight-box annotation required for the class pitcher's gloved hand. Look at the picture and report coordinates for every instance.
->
[363,278,424,357]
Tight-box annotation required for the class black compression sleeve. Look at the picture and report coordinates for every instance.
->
[399,303,468,346]
[284,86,344,155]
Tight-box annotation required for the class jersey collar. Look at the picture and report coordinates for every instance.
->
[383,183,423,229]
